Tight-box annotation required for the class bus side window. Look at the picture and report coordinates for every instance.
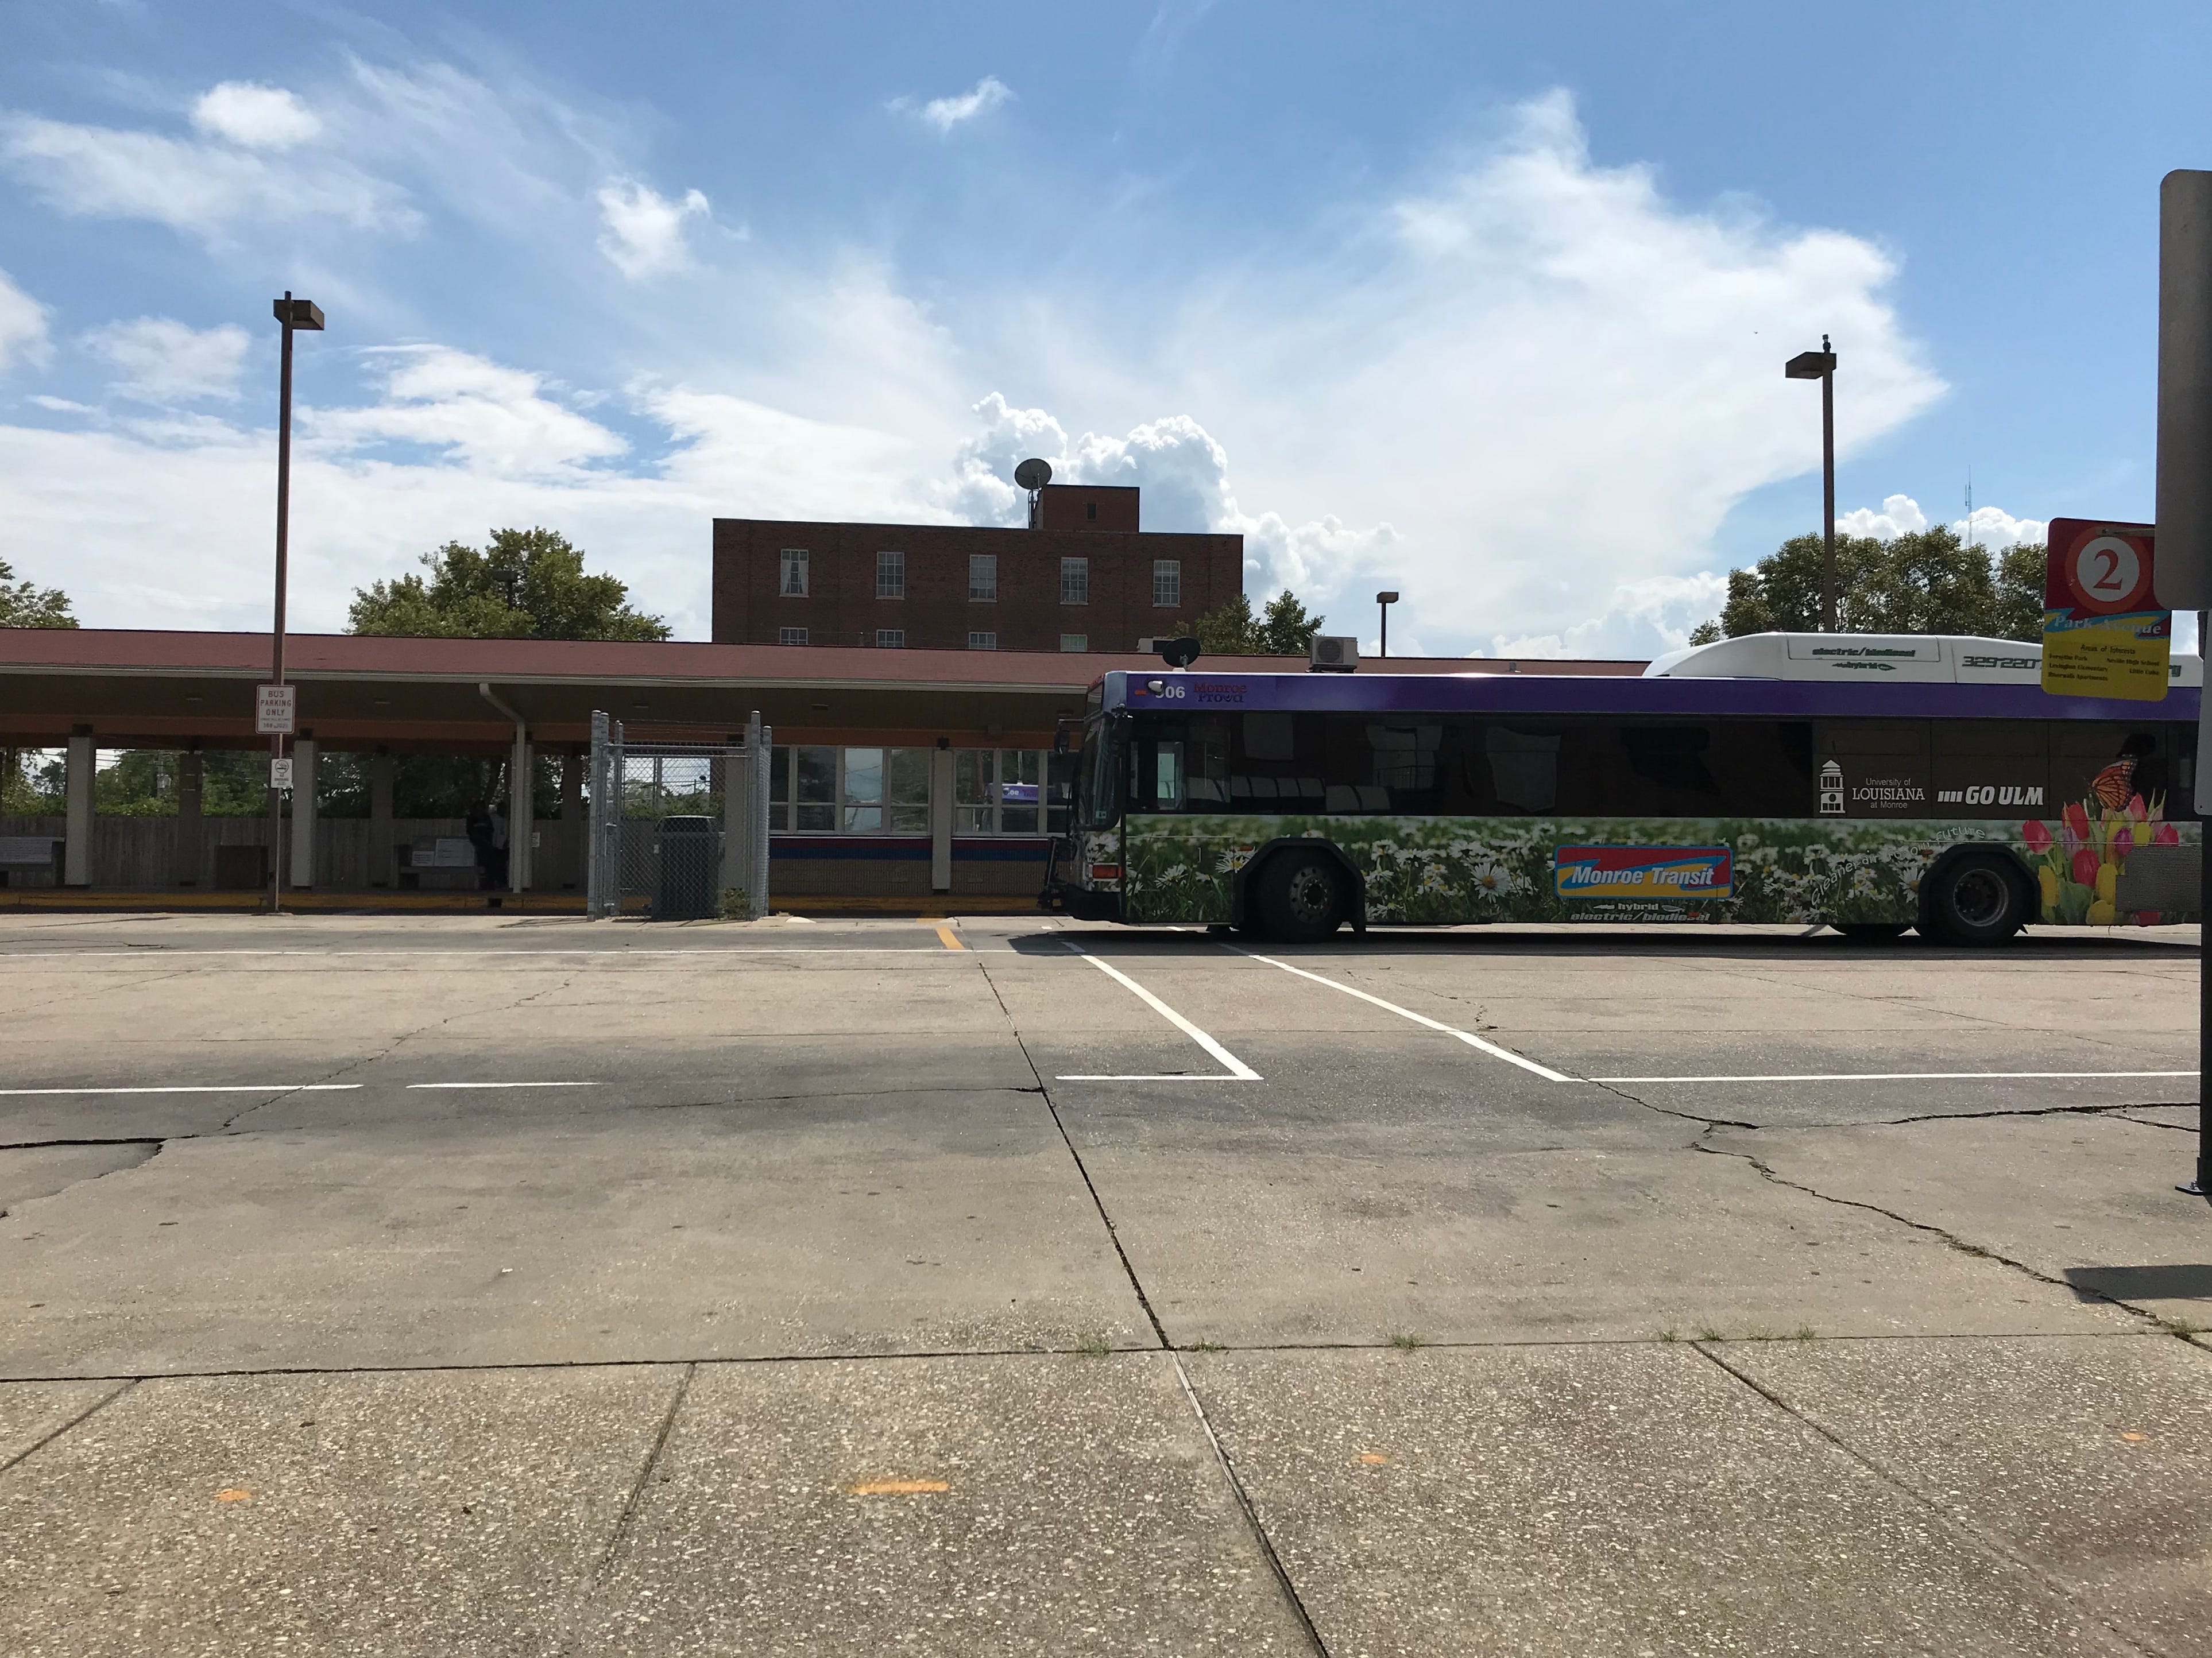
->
[2178,721,2198,820]
[1612,724,1720,814]
[1701,720,1812,816]
[1479,725,1561,813]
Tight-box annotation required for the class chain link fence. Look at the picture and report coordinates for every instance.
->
[587,711,771,920]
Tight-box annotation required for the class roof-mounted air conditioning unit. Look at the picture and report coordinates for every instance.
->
[1309,636,1358,673]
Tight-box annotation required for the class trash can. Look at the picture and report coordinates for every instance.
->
[653,815,720,920]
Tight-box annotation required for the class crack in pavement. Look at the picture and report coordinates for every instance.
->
[215,971,584,1135]
[1688,1128,2206,1345]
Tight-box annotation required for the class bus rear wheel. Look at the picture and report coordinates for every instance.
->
[1920,850,2031,947]
[1250,849,1349,943]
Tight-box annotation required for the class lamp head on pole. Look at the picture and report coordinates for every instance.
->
[1375,591,1399,606]
[273,295,325,331]
[1784,345,1836,380]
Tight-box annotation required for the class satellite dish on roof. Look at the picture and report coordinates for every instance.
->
[1014,458,1052,490]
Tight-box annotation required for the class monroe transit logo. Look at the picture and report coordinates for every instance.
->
[1554,845,1733,902]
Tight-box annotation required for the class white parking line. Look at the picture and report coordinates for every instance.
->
[0,1084,363,1097]
[1228,947,1575,1082]
[1596,1070,2198,1083]
[1054,940,1260,1082]
[405,1081,600,1090]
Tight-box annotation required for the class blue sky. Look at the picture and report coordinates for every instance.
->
[1,2,2207,654]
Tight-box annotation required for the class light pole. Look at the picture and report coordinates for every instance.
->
[1375,591,1399,658]
[1785,336,1839,630]
[268,292,324,916]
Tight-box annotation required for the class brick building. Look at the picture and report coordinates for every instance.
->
[711,483,1242,653]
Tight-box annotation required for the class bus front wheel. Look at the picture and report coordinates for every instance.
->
[1919,851,2031,947]
[1250,850,1349,943]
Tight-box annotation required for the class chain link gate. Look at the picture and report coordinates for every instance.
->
[587,711,772,920]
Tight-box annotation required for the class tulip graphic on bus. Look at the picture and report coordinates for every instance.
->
[1554,845,1734,901]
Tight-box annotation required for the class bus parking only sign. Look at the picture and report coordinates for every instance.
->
[2041,518,2170,700]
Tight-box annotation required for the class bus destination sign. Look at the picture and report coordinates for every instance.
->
[2041,518,2169,701]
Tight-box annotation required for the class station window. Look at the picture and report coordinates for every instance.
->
[968,631,997,650]
[969,554,997,602]
[778,626,808,646]
[876,550,905,599]
[1059,557,1089,605]
[953,749,1046,834]
[1152,560,1181,608]
[769,746,932,834]
[876,629,905,648]
[779,549,809,597]
[1059,633,1088,652]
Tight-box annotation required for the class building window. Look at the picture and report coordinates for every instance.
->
[1059,557,1089,605]
[778,626,809,646]
[876,629,905,648]
[876,549,904,599]
[1152,560,1181,608]
[779,549,809,597]
[772,745,837,832]
[840,746,931,834]
[771,746,931,835]
[968,631,997,650]
[954,749,1046,835]
[1060,633,1088,652]
[969,553,997,602]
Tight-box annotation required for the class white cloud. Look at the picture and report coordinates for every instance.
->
[0,113,411,238]
[82,317,251,402]
[1956,504,2047,548]
[1835,493,1928,539]
[1111,90,1943,655]
[1836,492,2047,548]
[596,179,711,280]
[0,268,49,374]
[891,76,1014,135]
[306,346,629,478]
[1484,572,1728,660]
[190,82,322,150]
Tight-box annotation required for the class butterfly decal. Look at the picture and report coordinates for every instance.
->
[2090,758,2137,811]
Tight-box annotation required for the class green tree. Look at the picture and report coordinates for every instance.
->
[0,558,77,629]
[1689,529,2047,644]
[348,527,669,641]
[1190,588,1327,656]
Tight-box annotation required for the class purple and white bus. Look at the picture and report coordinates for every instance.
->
[1042,633,2203,945]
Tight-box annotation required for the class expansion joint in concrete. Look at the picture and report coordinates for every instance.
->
[1689,1341,2157,1658]
[595,1361,696,1578]
[0,1377,135,1475]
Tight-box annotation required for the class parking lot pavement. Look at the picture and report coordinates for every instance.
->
[2,912,2209,1650]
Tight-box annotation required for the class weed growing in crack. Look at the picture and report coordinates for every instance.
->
[2153,1314,2209,1338]
[1182,1340,1227,1354]
[1656,1328,1680,1343]
[1387,1332,1425,1351]
[1695,1325,1726,1342]
[1073,1334,1112,1357]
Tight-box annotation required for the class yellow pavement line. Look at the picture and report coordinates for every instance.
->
[934,924,965,951]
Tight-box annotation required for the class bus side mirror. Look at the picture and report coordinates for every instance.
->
[1046,751,1078,787]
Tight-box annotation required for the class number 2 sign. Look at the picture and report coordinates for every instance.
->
[2042,518,2169,702]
